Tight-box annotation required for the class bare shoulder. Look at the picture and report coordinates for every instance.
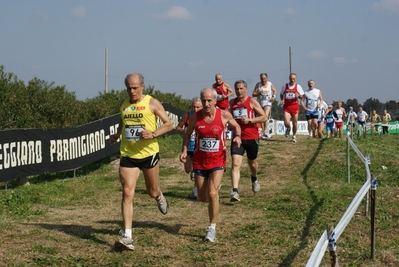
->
[250,96,261,106]
[149,96,166,114]
[221,109,232,119]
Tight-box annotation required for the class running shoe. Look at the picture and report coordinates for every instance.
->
[285,127,291,137]
[291,136,297,143]
[252,180,260,193]
[191,186,198,199]
[204,227,216,242]
[115,229,135,251]
[156,193,169,215]
[230,191,240,202]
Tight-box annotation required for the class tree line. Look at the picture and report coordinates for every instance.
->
[0,65,191,129]
[0,65,397,130]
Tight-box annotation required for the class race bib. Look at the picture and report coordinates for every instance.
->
[307,99,317,110]
[326,118,334,123]
[232,107,248,119]
[199,137,220,152]
[260,94,269,101]
[285,92,296,99]
[217,94,224,101]
[125,125,144,141]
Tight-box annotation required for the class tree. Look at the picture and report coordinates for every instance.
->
[0,66,33,129]
[363,97,381,114]
[84,89,127,122]
[345,99,359,110]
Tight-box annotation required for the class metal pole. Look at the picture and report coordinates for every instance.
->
[347,130,350,183]
[105,47,108,93]
[289,46,292,74]
[370,174,376,260]
[365,157,371,216]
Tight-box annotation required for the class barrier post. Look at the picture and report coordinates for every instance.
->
[346,129,350,183]
[370,174,377,260]
[327,224,339,267]
[365,156,371,216]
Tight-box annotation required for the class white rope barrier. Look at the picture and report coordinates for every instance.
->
[306,135,371,266]
[347,135,366,162]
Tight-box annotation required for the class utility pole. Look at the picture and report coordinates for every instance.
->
[105,47,108,93]
[289,46,292,74]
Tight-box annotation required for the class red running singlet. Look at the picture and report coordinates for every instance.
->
[213,82,230,110]
[193,108,226,170]
[231,96,259,140]
[283,83,300,115]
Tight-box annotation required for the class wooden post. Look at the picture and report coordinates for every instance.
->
[370,174,376,260]
[327,224,339,267]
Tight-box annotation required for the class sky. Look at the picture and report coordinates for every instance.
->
[1,0,399,105]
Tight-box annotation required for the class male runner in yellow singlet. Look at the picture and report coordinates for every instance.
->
[110,73,173,251]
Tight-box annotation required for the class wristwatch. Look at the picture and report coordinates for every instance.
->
[152,132,157,138]
[248,120,252,124]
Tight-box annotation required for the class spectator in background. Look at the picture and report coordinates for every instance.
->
[212,73,234,110]
[280,73,304,143]
[176,97,203,199]
[252,73,277,139]
[334,101,347,138]
[110,73,173,251]
[382,109,392,134]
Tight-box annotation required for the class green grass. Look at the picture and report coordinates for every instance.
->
[0,134,399,266]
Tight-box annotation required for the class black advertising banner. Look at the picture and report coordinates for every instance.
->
[0,103,185,183]
[0,114,120,182]
[162,103,185,134]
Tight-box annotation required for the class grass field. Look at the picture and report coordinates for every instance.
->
[1,134,398,267]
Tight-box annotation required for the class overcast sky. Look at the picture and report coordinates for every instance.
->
[1,0,398,104]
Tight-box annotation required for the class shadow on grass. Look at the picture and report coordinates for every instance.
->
[23,222,115,246]
[27,155,119,185]
[259,138,287,143]
[24,220,186,250]
[278,138,326,267]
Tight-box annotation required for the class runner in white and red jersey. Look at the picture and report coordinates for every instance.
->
[280,73,304,143]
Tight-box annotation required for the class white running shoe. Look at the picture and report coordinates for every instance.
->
[230,191,240,202]
[191,186,198,199]
[252,180,260,193]
[156,193,169,215]
[204,227,216,242]
[115,230,135,251]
